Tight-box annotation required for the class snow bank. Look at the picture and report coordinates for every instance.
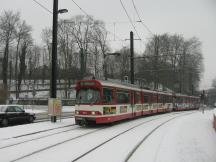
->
[62,106,75,112]
[22,105,74,113]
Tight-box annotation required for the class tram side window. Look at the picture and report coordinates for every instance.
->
[170,96,173,103]
[117,91,130,104]
[178,97,183,103]
[103,88,114,104]
[158,95,163,103]
[164,95,171,103]
[144,95,149,103]
[135,92,141,104]
[162,95,166,104]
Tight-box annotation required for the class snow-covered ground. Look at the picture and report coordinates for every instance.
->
[129,110,216,162]
[0,110,215,162]
[23,105,75,114]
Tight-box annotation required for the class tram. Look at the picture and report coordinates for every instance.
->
[75,79,199,125]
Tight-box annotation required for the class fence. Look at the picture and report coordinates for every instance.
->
[11,98,76,106]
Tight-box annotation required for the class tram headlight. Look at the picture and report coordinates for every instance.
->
[91,111,96,115]
[75,111,79,115]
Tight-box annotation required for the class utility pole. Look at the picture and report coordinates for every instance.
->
[50,0,58,123]
[130,31,134,84]
[50,1,68,123]
[51,0,58,99]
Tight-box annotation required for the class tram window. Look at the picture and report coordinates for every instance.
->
[158,95,160,103]
[153,95,157,102]
[76,88,100,104]
[163,95,170,103]
[158,95,163,103]
[103,88,114,104]
[116,91,130,104]
[135,92,141,104]
[176,97,179,103]
[171,96,173,102]
[162,95,165,103]
[165,96,168,103]
[144,95,149,103]
[179,98,183,103]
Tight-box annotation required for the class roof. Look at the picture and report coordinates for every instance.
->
[81,79,173,95]
[78,79,199,98]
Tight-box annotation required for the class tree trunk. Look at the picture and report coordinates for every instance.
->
[17,44,27,97]
[2,41,9,92]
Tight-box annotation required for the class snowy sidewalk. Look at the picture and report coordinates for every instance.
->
[130,110,216,162]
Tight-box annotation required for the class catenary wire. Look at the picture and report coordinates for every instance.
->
[32,0,53,14]
[119,0,141,40]
[131,0,154,35]
[71,0,89,17]
[70,0,125,43]
[119,0,147,51]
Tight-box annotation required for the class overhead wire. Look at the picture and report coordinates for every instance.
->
[70,0,125,43]
[71,0,90,18]
[119,0,147,53]
[32,0,53,14]
[119,0,141,40]
[131,0,154,36]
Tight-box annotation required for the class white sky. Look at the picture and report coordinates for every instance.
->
[1,0,216,89]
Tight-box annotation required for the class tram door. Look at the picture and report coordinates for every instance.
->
[131,91,135,117]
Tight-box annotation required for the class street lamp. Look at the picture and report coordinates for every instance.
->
[51,0,68,122]
[104,52,121,80]
[58,9,68,14]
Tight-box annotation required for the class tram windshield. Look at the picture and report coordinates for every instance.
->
[77,88,100,104]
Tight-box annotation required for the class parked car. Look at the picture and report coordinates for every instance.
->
[0,105,36,127]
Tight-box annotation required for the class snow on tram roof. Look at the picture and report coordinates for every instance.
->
[175,93,199,98]
[95,80,173,95]
[79,79,198,98]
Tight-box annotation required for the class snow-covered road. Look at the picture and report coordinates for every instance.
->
[0,110,215,162]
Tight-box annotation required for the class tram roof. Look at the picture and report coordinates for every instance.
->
[78,79,199,98]
[96,80,173,95]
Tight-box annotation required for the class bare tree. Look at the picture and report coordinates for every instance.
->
[17,25,33,98]
[108,47,130,80]
[91,20,110,78]
[0,11,20,92]
[137,34,203,94]
[58,20,76,98]
[41,28,52,69]
[15,20,32,98]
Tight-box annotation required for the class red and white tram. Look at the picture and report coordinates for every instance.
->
[75,79,199,125]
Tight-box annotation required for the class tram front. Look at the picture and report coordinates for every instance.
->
[75,80,103,125]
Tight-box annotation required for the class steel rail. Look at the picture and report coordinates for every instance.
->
[71,112,187,162]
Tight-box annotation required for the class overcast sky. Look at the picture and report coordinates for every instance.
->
[1,0,216,90]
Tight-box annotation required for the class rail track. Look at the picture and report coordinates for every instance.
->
[10,126,107,162]
[3,112,189,162]
[0,111,196,162]
[70,112,194,162]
